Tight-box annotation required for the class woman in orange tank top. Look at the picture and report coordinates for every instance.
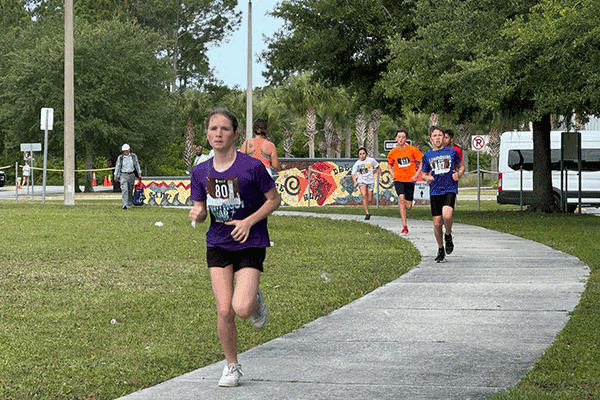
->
[240,119,279,176]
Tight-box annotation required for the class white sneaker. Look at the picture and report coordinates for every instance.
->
[250,288,268,329]
[218,363,243,387]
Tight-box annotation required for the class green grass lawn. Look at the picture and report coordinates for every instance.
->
[0,201,419,399]
[1,199,599,399]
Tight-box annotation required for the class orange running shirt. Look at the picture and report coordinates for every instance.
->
[241,137,276,169]
[387,145,423,182]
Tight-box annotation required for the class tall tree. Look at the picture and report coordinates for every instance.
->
[23,0,241,91]
[126,0,241,91]
[261,0,415,111]
[381,0,600,212]
[0,17,175,187]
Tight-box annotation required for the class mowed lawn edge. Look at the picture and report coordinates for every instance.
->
[0,202,420,399]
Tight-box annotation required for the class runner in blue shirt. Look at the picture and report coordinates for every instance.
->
[421,126,465,263]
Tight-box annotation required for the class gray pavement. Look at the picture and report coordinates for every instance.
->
[117,211,589,400]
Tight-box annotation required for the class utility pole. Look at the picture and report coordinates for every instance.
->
[64,0,75,205]
[246,0,253,141]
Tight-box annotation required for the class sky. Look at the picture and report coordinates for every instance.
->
[206,1,284,89]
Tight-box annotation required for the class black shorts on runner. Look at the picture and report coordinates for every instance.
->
[430,193,457,217]
[394,181,415,201]
[206,246,266,273]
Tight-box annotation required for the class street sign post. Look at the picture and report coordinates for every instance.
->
[40,108,54,204]
[471,135,488,211]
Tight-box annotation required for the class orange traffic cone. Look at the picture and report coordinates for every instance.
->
[92,172,97,186]
[103,175,108,186]
[108,174,112,186]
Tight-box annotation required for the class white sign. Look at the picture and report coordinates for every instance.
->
[40,108,54,130]
[383,140,396,151]
[20,143,42,152]
[384,139,411,151]
[471,135,488,151]
[413,180,430,201]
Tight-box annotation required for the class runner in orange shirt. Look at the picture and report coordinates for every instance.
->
[387,129,423,235]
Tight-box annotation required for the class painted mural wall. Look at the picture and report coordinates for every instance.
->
[140,158,429,207]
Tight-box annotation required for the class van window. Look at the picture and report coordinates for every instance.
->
[508,149,600,172]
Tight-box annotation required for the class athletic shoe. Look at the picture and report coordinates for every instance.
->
[435,247,445,263]
[250,288,268,329]
[218,363,243,387]
[122,205,127,210]
[365,214,371,220]
[445,233,454,255]
[401,226,408,236]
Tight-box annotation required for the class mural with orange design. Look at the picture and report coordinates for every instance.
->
[139,159,405,207]
[275,159,397,207]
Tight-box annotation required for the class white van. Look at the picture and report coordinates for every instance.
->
[497,131,600,211]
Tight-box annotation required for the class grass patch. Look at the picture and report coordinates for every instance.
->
[0,201,419,399]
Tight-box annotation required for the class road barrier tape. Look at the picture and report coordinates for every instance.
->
[0,165,12,170]
[21,166,115,172]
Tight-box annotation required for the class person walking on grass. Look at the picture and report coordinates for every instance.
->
[114,144,142,209]
[189,108,280,387]
[421,126,465,263]
[387,129,423,235]
[351,147,381,220]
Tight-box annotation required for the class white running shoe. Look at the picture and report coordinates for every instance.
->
[218,363,243,387]
[250,288,268,329]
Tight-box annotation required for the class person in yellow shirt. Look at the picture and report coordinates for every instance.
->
[387,129,423,235]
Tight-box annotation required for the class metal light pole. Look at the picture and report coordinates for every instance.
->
[64,0,75,205]
[246,0,253,141]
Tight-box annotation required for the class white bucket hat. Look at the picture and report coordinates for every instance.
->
[121,144,130,151]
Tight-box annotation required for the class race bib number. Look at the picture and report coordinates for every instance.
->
[430,155,451,175]
[397,157,411,168]
[206,177,243,222]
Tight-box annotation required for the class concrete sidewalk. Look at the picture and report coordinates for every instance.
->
[118,212,589,400]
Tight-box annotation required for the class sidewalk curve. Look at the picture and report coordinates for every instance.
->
[118,212,589,400]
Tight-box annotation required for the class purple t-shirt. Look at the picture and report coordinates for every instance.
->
[191,152,275,251]
[421,147,461,196]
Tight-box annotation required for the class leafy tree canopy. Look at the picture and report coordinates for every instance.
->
[261,0,415,112]
[22,0,242,91]
[0,17,175,167]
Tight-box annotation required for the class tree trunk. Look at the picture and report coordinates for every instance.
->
[531,114,558,212]
[345,126,351,158]
[491,156,499,182]
[84,149,94,192]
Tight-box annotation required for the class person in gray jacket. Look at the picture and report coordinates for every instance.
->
[114,143,142,209]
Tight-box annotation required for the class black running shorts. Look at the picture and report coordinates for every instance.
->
[394,181,415,201]
[429,193,457,217]
[206,246,266,273]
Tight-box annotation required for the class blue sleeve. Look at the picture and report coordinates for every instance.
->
[453,150,461,167]
[421,154,431,173]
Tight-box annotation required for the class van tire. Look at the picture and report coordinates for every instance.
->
[553,191,577,213]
